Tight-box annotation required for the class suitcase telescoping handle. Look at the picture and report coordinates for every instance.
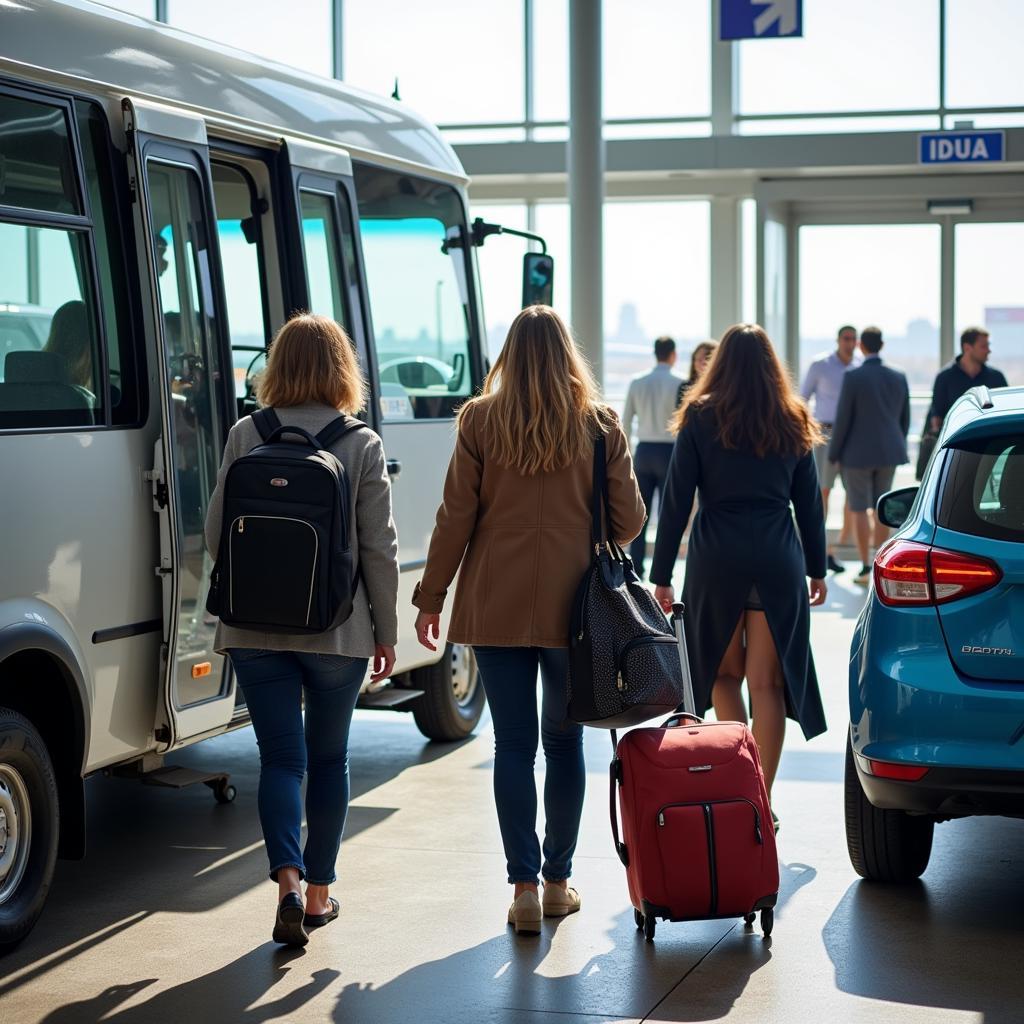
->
[664,602,701,726]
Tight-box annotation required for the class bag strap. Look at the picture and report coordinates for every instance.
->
[590,433,610,549]
[252,407,281,441]
[316,415,367,450]
[608,732,629,867]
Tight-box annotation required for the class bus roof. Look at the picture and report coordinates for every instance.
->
[0,0,467,182]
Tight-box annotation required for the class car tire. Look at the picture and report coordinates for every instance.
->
[411,643,485,741]
[844,737,934,883]
[0,708,60,952]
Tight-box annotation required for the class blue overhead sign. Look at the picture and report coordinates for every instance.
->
[720,0,803,40]
[919,130,1005,165]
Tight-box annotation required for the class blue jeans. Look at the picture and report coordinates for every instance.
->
[630,442,674,577]
[473,647,585,885]
[230,649,368,885]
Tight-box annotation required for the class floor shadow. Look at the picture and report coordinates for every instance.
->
[0,718,471,989]
[35,949,339,1024]
[822,816,1024,1024]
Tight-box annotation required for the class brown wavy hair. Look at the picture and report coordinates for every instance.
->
[687,340,717,383]
[462,305,610,475]
[671,323,822,457]
[257,313,367,413]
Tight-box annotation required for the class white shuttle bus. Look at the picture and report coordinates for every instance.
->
[0,0,553,949]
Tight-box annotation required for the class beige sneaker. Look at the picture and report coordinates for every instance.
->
[507,890,543,935]
[542,883,582,918]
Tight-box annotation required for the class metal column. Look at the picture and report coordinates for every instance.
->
[710,197,742,338]
[940,217,956,364]
[568,0,604,387]
[711,0,738,137]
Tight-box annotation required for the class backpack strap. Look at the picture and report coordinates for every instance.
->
[251,407,281,442]
[315,415,367,450]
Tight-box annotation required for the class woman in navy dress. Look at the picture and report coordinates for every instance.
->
[650,324,828,828]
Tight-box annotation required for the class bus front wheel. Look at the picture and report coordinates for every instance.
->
[0,708,59,952]
[411,643,485,741]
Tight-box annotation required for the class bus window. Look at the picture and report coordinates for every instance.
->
[76,100,142,426]
[299,191,348,325]
[212,162,270,407]
[0,92,105,429]
[353,165,475,422]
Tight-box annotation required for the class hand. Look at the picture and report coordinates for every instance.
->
[654,585,675,614]
[370,644,396,683]
[415,611,440,652]
[808,577,827,606]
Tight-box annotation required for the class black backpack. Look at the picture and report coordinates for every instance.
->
[206,408,366,634]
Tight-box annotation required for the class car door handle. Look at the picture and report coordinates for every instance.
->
[386,459,402,479]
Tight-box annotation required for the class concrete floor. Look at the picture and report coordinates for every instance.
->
[2,569,1023,1023]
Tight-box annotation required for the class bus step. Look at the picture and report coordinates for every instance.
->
[133,766,236,803]
[357,688,424,711]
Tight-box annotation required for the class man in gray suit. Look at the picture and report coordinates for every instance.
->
[828,326,910,585]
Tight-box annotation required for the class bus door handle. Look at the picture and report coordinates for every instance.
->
[386,459,402,479]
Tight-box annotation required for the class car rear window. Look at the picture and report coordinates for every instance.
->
[937,434,1024,543]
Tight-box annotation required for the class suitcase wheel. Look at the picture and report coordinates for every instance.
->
[761,908,774,938]
[634,908,644,931]
[643,914,656,942]
[743,913,756,928]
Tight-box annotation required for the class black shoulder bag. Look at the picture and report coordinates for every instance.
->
[567,433,687,727]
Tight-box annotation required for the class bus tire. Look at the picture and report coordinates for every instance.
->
[0,708,59,953]
[411,643,485,741]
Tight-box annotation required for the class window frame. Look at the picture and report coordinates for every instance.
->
[0,78,144,435]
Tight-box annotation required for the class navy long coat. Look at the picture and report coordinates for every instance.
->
[650,407,829,740]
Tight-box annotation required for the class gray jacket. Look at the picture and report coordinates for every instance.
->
[204,403,399,657]
[828,356,910,469]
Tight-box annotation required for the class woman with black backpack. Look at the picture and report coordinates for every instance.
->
[204,313,399,947]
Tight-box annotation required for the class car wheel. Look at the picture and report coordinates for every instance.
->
[844,737,934,883]
[0,708,60,952]
[411,643,485,741]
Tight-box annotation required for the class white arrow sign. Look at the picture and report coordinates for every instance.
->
[753,0,799,36]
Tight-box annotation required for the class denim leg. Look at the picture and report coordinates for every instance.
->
[231,649,307,881]
[630,447,659,574]
[474,646,542,884]
[538,648,585,881]
[296,653,368,886]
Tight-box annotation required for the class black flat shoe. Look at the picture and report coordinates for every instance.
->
[272,892,309,947]
[827,554,845,574]
[303,896,340,929]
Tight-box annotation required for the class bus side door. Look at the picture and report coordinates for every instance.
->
[124,99,236,750]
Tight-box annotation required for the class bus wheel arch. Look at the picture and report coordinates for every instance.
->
[0,637,89,861]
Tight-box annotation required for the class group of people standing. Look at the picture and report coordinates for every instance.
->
[801,323,1008,584]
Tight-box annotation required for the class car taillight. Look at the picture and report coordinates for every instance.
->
[874,540,1002,607]
[867,760,930,782]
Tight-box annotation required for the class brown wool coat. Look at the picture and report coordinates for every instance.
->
[412,399,647,647]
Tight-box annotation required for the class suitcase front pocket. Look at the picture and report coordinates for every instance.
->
[228,515,320,628]
[655,804,713,918]
[656,799,765,918]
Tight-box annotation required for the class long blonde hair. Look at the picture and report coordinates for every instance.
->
[257,313,367,413]
[462,305,608,475]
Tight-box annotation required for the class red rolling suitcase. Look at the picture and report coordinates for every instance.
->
[609,604,779,940]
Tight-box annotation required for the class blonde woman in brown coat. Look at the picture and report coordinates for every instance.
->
[413,305,646,935]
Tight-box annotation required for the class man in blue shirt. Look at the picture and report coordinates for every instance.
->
[801,325,860,573]
[927,327,1009,433]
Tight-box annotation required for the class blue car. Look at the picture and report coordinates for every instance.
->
[846,384,1024,881]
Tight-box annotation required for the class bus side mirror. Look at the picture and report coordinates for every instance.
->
[522,252,554,308]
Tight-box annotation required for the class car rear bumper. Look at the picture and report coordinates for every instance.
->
[853,754,1024,817]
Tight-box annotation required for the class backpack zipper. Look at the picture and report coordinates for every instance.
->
[617,634,678,691]
[229,515,319,624]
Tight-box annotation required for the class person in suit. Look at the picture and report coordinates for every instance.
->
[651,324,828,832]
[413,305,646,935]
[621,336,686,578]
[828,326,910,585]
